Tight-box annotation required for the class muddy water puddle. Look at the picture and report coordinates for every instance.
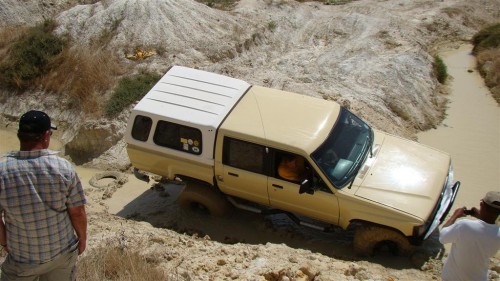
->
[418,44,500,210]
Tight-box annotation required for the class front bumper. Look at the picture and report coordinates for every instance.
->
[412,180,460,244]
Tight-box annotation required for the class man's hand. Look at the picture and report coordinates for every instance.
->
[77,239,86,255]
[67,205,87,255]
[443,207,467,228]
[468,207,480,218]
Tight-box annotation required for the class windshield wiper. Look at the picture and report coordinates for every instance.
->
[368,130,374,158]
[347,137,372,189]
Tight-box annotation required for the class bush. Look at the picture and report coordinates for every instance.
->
[472,23,500,54]
[77,246,165,281]
[105,70,161,117]
[473,23,500,105]
[0,20,65,90]
[41,47,125,115]
[195,0,237,10]
[433,55,448,84]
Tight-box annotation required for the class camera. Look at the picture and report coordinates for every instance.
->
[464,208,474,216]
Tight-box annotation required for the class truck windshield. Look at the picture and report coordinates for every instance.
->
[311,108,373,188]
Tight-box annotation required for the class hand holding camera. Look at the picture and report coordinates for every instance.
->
[463,208,474,215]
[463,207,478,216]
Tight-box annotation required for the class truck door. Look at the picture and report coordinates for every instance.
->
[268,150,339,224]
[214,137,270,206]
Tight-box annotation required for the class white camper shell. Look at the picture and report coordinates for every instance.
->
[125,66,251,166]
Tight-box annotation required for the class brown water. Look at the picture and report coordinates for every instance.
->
[418,44,500,209]
[0,127,63,152]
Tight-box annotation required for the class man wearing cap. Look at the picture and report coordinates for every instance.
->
[0,110,87,281]
[439,191,500,281]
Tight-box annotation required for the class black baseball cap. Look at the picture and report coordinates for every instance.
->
[18,110,57,134]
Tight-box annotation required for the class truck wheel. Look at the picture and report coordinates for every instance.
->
[178,183,232,216]
[353,225,414,256]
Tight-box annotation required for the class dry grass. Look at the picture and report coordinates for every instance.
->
[40,46,126,116]
[0,27,24,71]
[0,26,28,50]
[0,20,64,90]
[476,48,500,104]
[0,22,127,116]
[194,0,238,10]
[384,96,411,122]
[76,246,166,281]
[195,0,355,10]
[473,23,500,105]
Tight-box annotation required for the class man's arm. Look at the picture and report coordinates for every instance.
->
[67,205,87,255]
[0,211,7,252]
[442,207,466,228]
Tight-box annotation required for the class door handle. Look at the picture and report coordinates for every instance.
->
[228,172,239,177]
[272,184,283,189]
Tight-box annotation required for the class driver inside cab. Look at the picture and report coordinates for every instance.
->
[278,154,308,183]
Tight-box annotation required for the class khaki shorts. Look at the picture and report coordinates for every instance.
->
[0,248,78,281]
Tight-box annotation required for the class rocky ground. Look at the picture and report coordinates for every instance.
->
[1,0,500,280]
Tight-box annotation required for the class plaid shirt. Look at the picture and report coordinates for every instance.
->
[0,149,86,264]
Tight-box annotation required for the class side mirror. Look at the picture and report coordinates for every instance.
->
[299,179,314,195]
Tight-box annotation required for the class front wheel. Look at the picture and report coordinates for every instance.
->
[353,225,415,256]
[177,183,232,216]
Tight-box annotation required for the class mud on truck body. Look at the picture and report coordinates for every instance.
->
[125,65,460,255]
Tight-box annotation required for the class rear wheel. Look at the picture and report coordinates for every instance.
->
[177,183,232,216]
[353,225,414,256]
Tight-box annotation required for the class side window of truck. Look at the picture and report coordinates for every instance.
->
[274,151,308,183]
[131,115,152,141]
[153,121,202,155]
[223,137,266,174]
[274,150,333,193]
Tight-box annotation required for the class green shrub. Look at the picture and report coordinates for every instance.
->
[323,0,355,5]
[268,21,277,32]
[0,20,65,90]
[433,55,448,84]
[472,23,500,54]
[195,0,237,10]
[105,70,161,117]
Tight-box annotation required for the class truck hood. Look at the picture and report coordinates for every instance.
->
[355,131,451,220]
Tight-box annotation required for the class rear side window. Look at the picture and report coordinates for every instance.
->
[223,137,266,174]
[153,121,202,155]
[131,115,152,141]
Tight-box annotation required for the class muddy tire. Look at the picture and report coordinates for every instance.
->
[353,225,414,257]
[178,183,232,216]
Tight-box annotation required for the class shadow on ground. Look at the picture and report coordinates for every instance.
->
[112,180,445,270]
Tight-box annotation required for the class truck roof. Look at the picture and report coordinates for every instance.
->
[220,85,341,155]
[132,66,251,128]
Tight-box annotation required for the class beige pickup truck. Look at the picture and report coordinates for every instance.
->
[125,66,460,255]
